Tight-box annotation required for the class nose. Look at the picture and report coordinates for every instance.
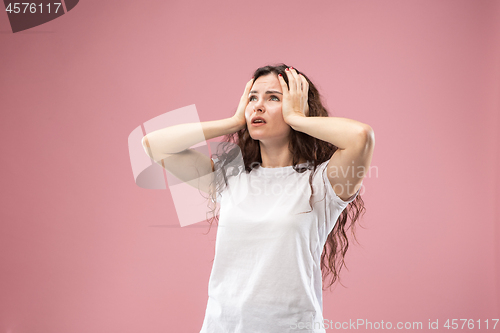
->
[253,100,265,113]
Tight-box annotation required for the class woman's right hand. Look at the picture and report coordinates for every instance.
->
[232,78,254,131]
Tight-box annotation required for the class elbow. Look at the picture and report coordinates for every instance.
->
[358,125,375,148]
[142,135,154,159]
[362,125,375,141]
[142,135,150,148]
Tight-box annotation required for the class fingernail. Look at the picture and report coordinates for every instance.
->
[278,74,282,77]
[290,67,293,70]
[285,68,289,71]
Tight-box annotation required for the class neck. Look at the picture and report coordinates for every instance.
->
[259,139,306,168]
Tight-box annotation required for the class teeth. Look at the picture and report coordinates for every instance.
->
[254,120,264,123]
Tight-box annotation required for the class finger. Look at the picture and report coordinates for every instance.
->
[246,78,254,90]
[277,74,288,95]
[285,67,297,93]
[292,68,303,92]
[290,67,300,92]
[244,78,254,97]
[299,74,309,94]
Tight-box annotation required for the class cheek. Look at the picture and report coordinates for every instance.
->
[245,107,252,121]
[271,105,283,118]
[270,112,287,126]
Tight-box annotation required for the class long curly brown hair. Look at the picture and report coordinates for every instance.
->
[204,63,366,290]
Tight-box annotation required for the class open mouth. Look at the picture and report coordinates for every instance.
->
[251,117,267,125]
[251,120,266,126]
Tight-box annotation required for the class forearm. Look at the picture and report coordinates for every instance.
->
[142,116,242,155]
[287,115,372,150]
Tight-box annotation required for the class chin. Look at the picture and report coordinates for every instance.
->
[249,133,263,141]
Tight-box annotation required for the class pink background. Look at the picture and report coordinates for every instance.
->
[1,0,499,332]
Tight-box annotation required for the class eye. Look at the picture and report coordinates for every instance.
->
[249,95,257,101]
[270,95,280,101]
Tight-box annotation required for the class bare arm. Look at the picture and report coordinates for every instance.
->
[279,68,375,201]
[142,116,243,162]
[141,78,254,195]
[288,115,374,201]
[141,117,244,195]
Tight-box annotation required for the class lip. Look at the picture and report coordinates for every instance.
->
[251,116,267,125]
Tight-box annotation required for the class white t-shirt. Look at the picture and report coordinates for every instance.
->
[200,159,362,333]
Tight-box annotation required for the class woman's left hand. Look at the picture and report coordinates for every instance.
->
[278,67,309,125]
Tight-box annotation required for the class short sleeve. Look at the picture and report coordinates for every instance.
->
[211,157,222,203]
[210,155,246,204]
[319,160,362,207]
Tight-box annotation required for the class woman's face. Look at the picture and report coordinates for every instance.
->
[245,73,291,142]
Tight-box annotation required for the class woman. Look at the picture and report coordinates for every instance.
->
[142,64,375,332]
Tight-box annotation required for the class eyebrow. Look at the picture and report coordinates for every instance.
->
[249,90,283,95]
